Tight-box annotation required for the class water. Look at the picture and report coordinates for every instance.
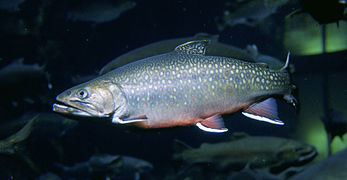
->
[0,0,346,179]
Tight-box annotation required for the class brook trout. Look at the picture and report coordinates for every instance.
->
[53,40,296,133]
[173,134,317,171]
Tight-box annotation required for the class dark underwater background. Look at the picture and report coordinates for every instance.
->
[0,0,347,179]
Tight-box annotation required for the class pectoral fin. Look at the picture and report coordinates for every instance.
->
[242,98,284,125]
[112,114,148,124]
[196,114,228,133]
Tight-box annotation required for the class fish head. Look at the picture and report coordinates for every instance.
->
[53,80,117,118]
[276,140,317,165]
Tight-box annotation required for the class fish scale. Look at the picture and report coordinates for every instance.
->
[53,40,295,132]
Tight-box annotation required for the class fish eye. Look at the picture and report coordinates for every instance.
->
[77,89,88,99]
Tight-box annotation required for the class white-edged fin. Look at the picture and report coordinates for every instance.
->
[242,98,284,125]
[196,114,228,133]
[242,112,284,125]
[112,115,147,124]
[196,123,228,133]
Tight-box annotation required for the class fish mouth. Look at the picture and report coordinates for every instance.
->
[53,100,108,117]
[297,147,318,163]
[270,145,318,174]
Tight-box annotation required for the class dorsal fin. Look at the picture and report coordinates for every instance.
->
[174,40,210,55]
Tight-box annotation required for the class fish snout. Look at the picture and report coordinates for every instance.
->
[297,145,317,163]
[56,90,72,102]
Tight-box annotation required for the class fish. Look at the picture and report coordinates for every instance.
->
[0,58,51,94]
[0,113,78,139]
[0,115,38,155]
[216,0,289,30]
[67,0,136,24]
[289,147,347,180]
[53,40,297,133]
[0,58,47,84]
[55,154,153,180]
[173,133,317,172]
[0,58,51,120]
[0,115,41,174]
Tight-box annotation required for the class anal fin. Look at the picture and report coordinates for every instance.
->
[196,114,228,133]
[242,98,284,125]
